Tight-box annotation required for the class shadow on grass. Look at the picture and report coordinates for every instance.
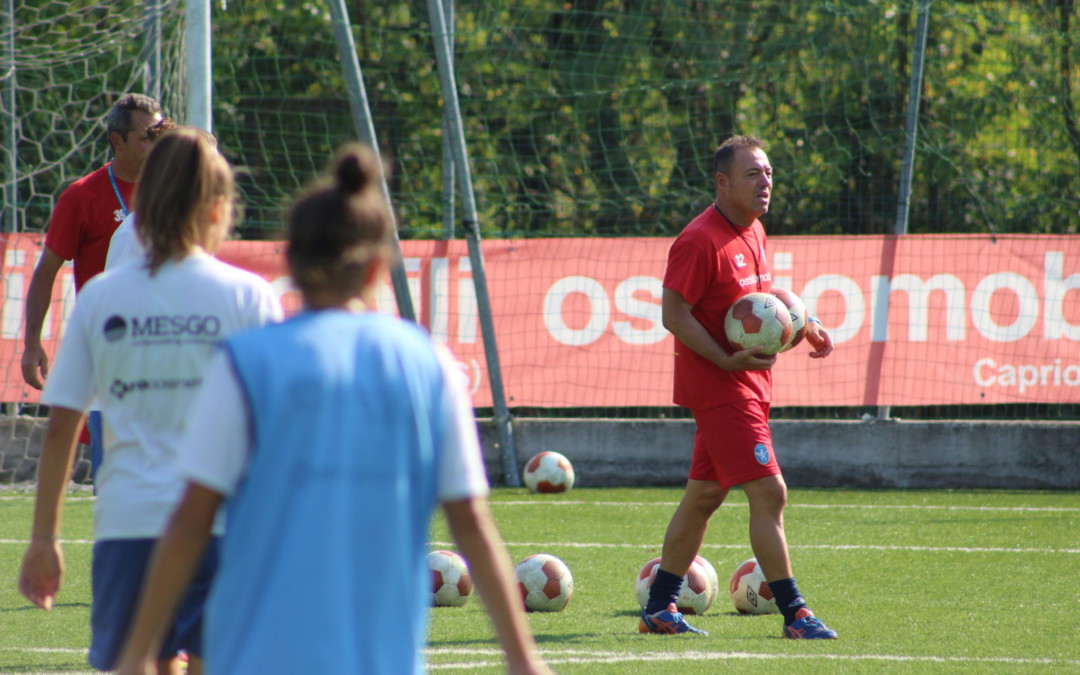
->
[1,601,91,612]
[0,666,92,674]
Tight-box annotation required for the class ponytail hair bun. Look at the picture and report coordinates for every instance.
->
[286,142,394,302]
[334,145,380,196]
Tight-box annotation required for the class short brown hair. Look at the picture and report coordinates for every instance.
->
[104,93,161,148]
[713,135,766,176]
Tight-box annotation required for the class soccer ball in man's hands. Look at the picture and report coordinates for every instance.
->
[515,553,574,612]
[428,550,472,607]
[771,287,808,352]
[522,451,575,493]
[635,556,716,615]
[729,557,778,615]
[724,291,793,355]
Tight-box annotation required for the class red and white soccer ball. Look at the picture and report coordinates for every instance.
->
[724,291,793,355]
[515,553,574,612]
[635,555,717,615]
[729,557,778,615]
[695,555,720,608]
[523,451,576,494]
[428,550,473,607]
[771,287,808,353]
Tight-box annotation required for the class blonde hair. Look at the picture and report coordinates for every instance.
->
[286,143,394,302]
[133,128,234,274]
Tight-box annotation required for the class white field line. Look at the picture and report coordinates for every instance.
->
[0,496,95,502]
[435,541,1080,554]
[426,647,1080,670]
[3,495,1078,515]
[2,538,1076,554]
[3,495,1079,512]
[2,500,1077,552]
[7,647,86,653]
[494,500,1080,512]
[6,646,1077,670]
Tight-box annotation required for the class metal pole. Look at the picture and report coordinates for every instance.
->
[185,0,212,131]
[427,0,520,486]
[325,0,416,322]
[895,0,931,238]
[440,0,455,240]
[878,0,931,421]
[2,0,17,233]
[142,1,163,101]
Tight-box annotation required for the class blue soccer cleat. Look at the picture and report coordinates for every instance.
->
[783,608,838,639]
[638,603,708,635]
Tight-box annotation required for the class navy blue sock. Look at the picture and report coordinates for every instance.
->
[767,577,807,625]
[645,568,683,615]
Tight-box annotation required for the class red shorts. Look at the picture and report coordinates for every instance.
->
[688,399,781,489]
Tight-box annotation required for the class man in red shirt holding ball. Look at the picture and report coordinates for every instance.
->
[641,135,838,640]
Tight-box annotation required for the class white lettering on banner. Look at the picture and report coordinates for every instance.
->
[544,276,610,346]
[58,273,77,339]
[612,276,666,345]
[798,252,1079,345]
[430,257,449,341]
[971,272,1038,342]
[800,274,866,344]
[1,268,23,340]
[456,357,482,395]
[404,257,422,320]
[973,358,1080,393]
[458,257,477,344]
[869,274,966,342]
[544,275,665,346]
[1043,252,1080,340]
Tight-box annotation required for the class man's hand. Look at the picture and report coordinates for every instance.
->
[723,345,777,371]
[21,343,49,390]
[22,247,65,390]
[806,321,834,359]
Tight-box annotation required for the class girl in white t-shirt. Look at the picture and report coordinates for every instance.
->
[115,144,550,675]
[19,128,282,675]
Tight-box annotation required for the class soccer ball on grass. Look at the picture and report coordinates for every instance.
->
[635,555,717,615]
[428,550,472,607]
[728,557,778,615]
[522,451,575,493]
[515,553,574,612]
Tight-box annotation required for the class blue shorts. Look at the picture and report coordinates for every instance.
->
[89,537,220,671]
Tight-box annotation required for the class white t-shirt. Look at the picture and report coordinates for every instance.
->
[42,252,284,539]
[105,212,143,270]
[180,340,488,502]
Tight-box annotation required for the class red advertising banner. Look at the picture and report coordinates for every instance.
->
[3,233,1079,408]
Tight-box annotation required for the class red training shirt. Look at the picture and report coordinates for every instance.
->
[663,205,773,409]
[43,163,133,292]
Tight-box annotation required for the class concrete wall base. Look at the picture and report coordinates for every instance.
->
[4,416,1075,490]
[479,418,1080,490]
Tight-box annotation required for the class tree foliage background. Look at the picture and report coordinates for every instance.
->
[6,0,1079,238]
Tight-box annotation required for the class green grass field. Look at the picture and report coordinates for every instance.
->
[2,486,1078,674]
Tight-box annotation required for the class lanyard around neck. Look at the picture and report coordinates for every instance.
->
[713,202,762,291]
[107,163,130,218]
